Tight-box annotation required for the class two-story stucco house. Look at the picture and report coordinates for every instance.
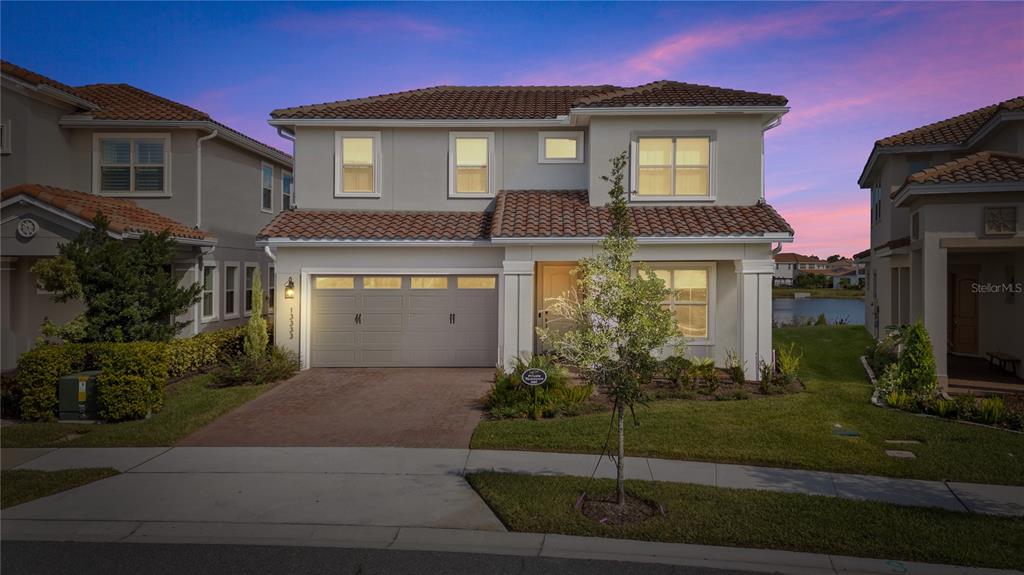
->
[772,252,828,286]
[0,61,293,370]
[259,81,794,378]
[856,96,1024,390]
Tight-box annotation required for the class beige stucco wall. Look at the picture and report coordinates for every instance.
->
[0,86,78,190]
[587,115,765,207]
[292,126,588,212]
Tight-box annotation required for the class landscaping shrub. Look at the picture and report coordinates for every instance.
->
[775,342,803,385]
[0,373,22,419]
[724,350,746,384]
[977,397,1006,425]
[866,325,905,374]
[166,326,248,378]
[814,313,828,326]
[758,359,774,394]
[953,395,978,421]
[1004,396,1024,431]
[658,355,693,389]
[16,344,89,421]
[927,397,958,419]
[209,345,299,388]
[895,322,937,395]
[885,389,916,411]
[93,342,168,421]
[484,355,590,419]
[691,357,719,393]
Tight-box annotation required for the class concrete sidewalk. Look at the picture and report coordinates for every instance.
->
[5,446,1024,516]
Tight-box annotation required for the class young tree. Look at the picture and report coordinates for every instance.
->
[243,268,269,359]
[33,214,202,342]
[538,151,678,506]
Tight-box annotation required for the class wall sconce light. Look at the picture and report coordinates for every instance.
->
[284,277,296,299]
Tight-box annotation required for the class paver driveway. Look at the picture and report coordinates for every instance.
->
[178,368,493,447]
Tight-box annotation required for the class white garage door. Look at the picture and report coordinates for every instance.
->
[310,274,499,367]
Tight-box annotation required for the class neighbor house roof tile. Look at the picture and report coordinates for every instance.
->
[774,252,822,263]
[270,81,787,120]
[258,209,493,241]
[876,97,1024,148]
[2,184,212,241]
[491,190,793,239]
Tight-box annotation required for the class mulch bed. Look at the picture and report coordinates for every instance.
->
[580,492,661,526]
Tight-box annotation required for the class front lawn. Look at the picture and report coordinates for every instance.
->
[471,325,1024,485]
[467,472,1024,571]
[0,375,270,448]
[1,468,118,508]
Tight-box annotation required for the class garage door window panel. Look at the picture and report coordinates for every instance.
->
[363,276,402,289]
[315,276,354,289]
[457,276,496,289]
[411,276,448,289]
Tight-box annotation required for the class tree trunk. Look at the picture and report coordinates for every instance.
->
[616,402,625,506]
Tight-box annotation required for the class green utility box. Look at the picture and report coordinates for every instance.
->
[58,370,100,421]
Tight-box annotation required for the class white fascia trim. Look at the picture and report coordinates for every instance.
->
[257,238,491,247]
[492,234,793,245]
[121,231,217,246]
[1,74,100,110]
[302,267,503,275]
[571,106,789,117]
[59,118,293,166]
[893,181,1024,207]
[270,117,570,128]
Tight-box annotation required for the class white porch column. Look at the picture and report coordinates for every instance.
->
[501,260,535,370]
[736,259,774,381]
[921,235,948,389]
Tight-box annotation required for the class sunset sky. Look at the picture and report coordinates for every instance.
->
[3,1,1022,257]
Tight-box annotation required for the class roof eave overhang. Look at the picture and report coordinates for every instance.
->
[570,105,789,125]
[893,181,1024,207]
[1,73,101,111]
[256,238,491,247]
[267,117,572,129]
[492,233,794,245]
[2,194,216,245]
[58,118,293,166]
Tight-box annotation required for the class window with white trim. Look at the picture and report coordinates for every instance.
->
[268,264,275,312]
[335,131,381,197]
[201,264,218,321]
[244,264,257,315]
[282,171,293,210]
[224,264,239,318]
[94,133,170,195]
[633,136,711,198]
[538,131,583,163]
[871,187,881,224]
[261,163,273,212]
[648,265,712,340]
[449,132,494,197]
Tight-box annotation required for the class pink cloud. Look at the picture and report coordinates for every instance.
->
[270,9,460,41]
[776,201,868,258]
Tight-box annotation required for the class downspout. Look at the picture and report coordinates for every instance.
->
[196,129,219,229]
[760,115,783,204]
[264,245,276,262]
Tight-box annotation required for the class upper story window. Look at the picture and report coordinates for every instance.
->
[261,163,273,213]
[449,132,494,198]
[538,131,584,164]
[0,118,11,155]
[94,133,170,196]
[282,171,294,210]
[871,187,882,224]
[201,263,218,322]
[335,131,381,197]
[632,136,712,199]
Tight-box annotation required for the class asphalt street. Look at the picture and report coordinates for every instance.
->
[2,541,770,575]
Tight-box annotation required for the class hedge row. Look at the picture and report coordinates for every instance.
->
[16,324,266,422]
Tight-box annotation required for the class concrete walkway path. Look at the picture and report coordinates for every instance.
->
[5,446,1023,517]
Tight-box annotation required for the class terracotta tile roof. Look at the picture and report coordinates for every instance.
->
[1,60,81,98]
[852,248,871,260]
[271,81,787,120]
[774,252,822,263]
[876,97,1024,148]
[2,184,212,242]
[491,190,793,239]
[574,80,787,108]
[903,151,1024,188]
[258,209,493,241]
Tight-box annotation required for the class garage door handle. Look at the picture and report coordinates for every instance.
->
[451,313,456,325]
[355,313,361,324]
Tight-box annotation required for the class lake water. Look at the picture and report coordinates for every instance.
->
[772,297,865,326]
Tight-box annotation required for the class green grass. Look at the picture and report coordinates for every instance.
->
[2,467,119,508]
[1,375,270,448]
[471,326,1024,485]
[467,472,1024,571]
[773,288,864,299]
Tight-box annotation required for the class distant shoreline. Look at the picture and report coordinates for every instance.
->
[772,288,864,299]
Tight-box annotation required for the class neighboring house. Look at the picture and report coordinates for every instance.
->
[0,61,293,370]
[857,96,1024,386]
[259,81,794,378]
[773,252,827,286]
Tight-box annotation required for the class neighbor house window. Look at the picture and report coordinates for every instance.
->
[335,131,381,197]
[538,131,584,163]
[268,265,275,312]
[94,133,170,195]
[449,132,494,197]
[633,136,711,198]
[649,265,712,340]
[282,171,293,210]
[224,264,239,318]
[261,163,273,212]
[201,264,218,321]
[244,264,257,315]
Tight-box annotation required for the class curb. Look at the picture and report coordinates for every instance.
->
[2,520,1019,575]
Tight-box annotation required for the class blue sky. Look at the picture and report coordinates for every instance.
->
[3,1,1022,256]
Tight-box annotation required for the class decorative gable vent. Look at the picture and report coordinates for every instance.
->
[984,207,1017,236]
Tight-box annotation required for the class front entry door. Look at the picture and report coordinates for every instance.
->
[536,263,578,353]
[950,266,979,354]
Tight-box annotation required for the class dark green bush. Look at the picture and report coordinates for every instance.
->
[896,322,937,396]
[209,345,299,388]
[658,355,693,389]
[16,344,89,421]
[94,342,168,420]
[166,326,248,378]
[724,350,746,384]
[1,372,22,419]
[484,355,589,419]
